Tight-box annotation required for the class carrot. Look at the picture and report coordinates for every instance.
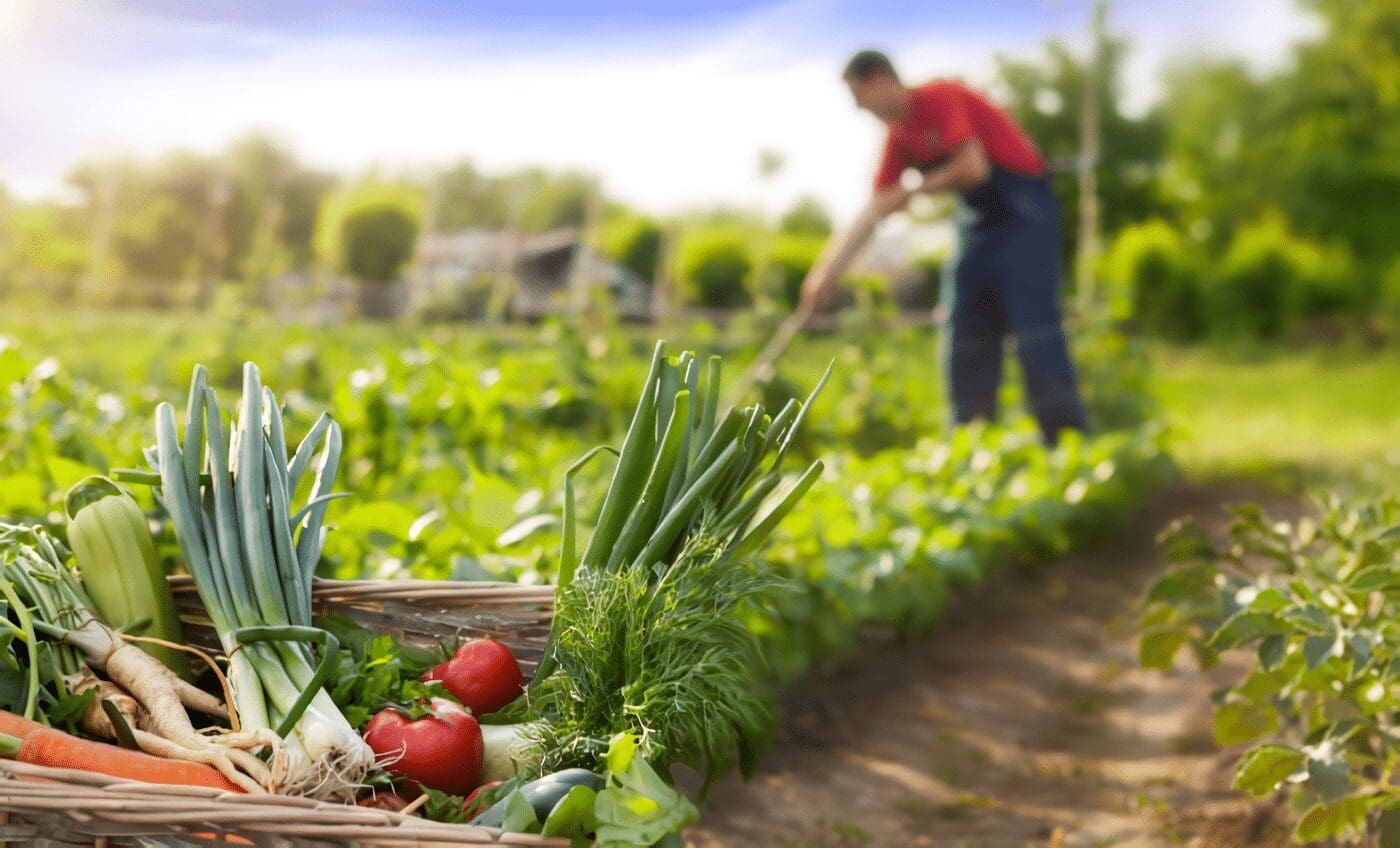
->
[0,712,44,740]
[0,728,244,793]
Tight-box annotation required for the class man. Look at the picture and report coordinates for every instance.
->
[800,49,1087,445]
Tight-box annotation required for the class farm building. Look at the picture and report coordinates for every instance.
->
[412,228,653,321]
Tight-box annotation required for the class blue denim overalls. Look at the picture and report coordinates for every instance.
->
[939,165,1088,444]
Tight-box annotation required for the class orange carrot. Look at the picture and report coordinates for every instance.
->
[0,712,45,741]
[0,728,244,793]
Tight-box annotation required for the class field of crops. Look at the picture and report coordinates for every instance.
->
[0,310,1172,842]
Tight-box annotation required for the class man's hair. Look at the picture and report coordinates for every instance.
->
[843,49,898,83]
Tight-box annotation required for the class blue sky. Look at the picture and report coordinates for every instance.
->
[0,0,1321,220]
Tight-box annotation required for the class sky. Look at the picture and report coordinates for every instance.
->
[0,0,1322,221]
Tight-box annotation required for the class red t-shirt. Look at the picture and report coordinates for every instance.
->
[873,79,1046,191]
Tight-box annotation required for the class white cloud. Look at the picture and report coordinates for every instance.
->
[0,0,1326,221]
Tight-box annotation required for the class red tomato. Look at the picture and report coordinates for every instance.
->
[462,780,502,819]
[363,698,484,796]
[421,640,523,716]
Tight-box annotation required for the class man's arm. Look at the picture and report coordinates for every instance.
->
[799,186,910,313]
[918,139,990,194]
[799,141,988,314]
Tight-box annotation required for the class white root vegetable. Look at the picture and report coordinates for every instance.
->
[479,722,544,783]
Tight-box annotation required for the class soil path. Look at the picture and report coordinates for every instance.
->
[687,484,1298,848]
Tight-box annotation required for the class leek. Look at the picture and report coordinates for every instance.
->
[141,362,371,799]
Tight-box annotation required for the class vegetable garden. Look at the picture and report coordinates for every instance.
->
[4,308,1344,846]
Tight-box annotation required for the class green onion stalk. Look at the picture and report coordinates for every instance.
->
[0,524,88,723]
[138,363,369,799]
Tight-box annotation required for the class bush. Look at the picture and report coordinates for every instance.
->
[316,182,423,286]
[1383,257,1400,314]
[599,215,662,283]
[1208,214,1358,341]
[340,205,419,285]
[777,196,832,238]
[768,234,824,308]
[895,251,945,312]
[675,228,753,308]
[1100,220,1204,340]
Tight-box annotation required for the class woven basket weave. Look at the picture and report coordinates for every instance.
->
[0,577,572,847]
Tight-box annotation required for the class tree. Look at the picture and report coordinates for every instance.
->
[600,215,663,283]
[996,34,1168,270]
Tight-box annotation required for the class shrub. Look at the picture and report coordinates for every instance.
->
[768,233,825,308]
[675,227,753,308]
[340,205,419,285]
[1208,214,1358,341]
[895,251,945,312]
[1292,243,1358,320]
[1383,257,1400,319]
[599,215,662,283]
[778,196,832,238]
[316,182,423,286]
[1100,220,1204,340]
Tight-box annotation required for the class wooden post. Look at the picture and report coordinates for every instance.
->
[652,224,678,325]
[1075,0,1108,311]
[412,169,441,313]
[570,180,602,316]
[82,164,118,304]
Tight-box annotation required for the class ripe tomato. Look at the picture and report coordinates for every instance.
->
[421,640,523,716]
[462,780,503,819]
[363,698,484,796]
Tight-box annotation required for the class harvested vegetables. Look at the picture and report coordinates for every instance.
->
[0,725,244,793]
[0,523,270,793]
[362,698,483,796]
[138,363,373,799]
[421,640,523,716]
[526,343,828,787]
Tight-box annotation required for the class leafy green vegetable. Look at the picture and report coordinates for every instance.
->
[323,625,444,729]
[594,733,699,848]
[540,785,599,838]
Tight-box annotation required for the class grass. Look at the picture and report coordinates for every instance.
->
[1150,343,1400,488]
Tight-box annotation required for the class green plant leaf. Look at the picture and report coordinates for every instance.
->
[1214,701,1279,746]
[1257,634,1287,670]
[1295,794,1377,842]
[1208,610,1289,649]
[1234,745,1306,796]
[1306,743,1352,803]
[540,785,599,838]
[1303,634,1339,669]
[502,790,543,834]
[1139,626,1189,669]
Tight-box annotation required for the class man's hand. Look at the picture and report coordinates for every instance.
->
[797,186,911,318]
[798,261,837,315]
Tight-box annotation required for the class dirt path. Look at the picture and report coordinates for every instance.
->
[687,484,1297,848]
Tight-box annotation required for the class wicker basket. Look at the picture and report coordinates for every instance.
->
[0,577,573,847]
